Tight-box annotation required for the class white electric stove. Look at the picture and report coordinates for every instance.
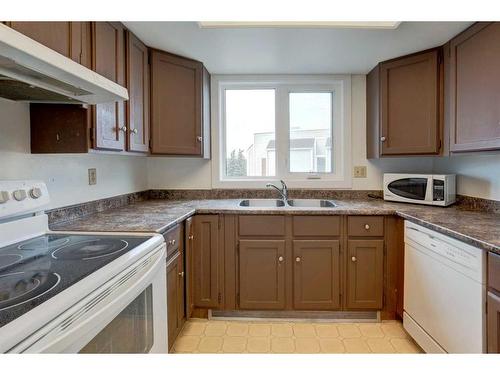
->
[0,180,167,353]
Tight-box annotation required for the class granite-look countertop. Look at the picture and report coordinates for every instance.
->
[50,198,500,254]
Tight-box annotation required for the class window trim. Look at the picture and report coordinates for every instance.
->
[211,75,352,189]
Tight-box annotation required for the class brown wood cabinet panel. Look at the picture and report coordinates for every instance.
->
[379,49,441,155]
[193,215,220,308]
[448,22,500,152]
[292,216,341,237]
[346,240,384,309]
[488,291,500,353]
[6,22,90,66]
[489,252,500,293]
[238,240,286,310]
[238,215,285,237]
[366,65,381,159]
[293,240,340,310]
[347,216,384,237]
[126,31,149,153]
[163,224,181,259]
[166,251,184,351]
[92,22,126,151]
[185,217,194,319]
[150,50,209,156]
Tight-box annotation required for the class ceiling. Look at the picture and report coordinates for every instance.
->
[124,22,472,74]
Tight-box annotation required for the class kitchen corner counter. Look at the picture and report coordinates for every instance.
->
[49,198,500,255]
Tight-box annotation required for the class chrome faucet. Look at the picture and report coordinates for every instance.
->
[266,180,288,201]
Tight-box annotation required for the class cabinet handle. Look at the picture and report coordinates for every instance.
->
[119,126,127,132]
[168,239,176,246]
[196,136,203,142]
[364,224,370,230]
[131,128,138,134]
[188,234,194,240]
[178,271,184,277]
[380,136,386,142]
[295,256,301,263]
[278,256,284,262]
[351,256,357,262]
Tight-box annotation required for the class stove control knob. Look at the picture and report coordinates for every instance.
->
[0,191,9,204]
[29,187,43,199]
[13,189,27,201]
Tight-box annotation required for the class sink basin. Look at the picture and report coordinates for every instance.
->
[239,199,285,207]
[286,199,336,208]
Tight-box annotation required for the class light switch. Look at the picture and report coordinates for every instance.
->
[88,168,97,185]
[353,166,367,178]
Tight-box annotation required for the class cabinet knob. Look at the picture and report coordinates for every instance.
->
[364,224,370,230]
[196,136,203,142]
[119,126,127,132]
[178,271,184,277]
[131,128,138,134]
[278,256,284,262]
[351,256,357,262]
[295,257,301,263]
[168,239,176,246]
[188,234,194,240]
[380,136,386,142]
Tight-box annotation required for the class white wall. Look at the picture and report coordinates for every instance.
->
[0,99,148,209]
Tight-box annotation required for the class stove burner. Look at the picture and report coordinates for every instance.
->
[0,271,60,311]
[18,236,70,251]
[0,254,23,270]
[51,239,129,260]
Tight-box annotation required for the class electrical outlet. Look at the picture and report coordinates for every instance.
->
[88,168,97,185]
[353,166,367,178]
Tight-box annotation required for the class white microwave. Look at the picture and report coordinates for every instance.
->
[383,174,456,206]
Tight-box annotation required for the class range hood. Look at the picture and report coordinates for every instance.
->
[0,24,128,104]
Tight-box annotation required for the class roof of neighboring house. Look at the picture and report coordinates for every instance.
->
[267,138,315,150]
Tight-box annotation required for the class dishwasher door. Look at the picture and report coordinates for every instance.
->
[403,222,486,353]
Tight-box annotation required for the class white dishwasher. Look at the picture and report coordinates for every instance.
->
[403,221,486,353]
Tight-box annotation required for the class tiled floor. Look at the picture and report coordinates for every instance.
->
[172,319,423,354]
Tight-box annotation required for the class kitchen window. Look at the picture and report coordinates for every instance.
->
[212,75,351,188]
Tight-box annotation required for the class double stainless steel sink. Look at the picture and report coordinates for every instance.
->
[239,199,336,208]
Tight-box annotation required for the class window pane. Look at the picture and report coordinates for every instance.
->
[225,89,275,177]
[289,92,333,173]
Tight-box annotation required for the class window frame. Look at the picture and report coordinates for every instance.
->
[211,75,352,189]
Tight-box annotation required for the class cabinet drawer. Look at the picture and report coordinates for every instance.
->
[163,224,181,258]
[238,216,285,237]
[348,216,384,237]
[489,252,500,293]
[292,216,341,237]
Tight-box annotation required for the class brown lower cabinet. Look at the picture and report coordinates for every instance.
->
[185,217,194,319]
[166,250,185,351]
[488,291,500,353]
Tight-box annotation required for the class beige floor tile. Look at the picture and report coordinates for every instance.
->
[249,324,271,337]
[381,323,408,338]
[173,336,200,353]
[271,337,295,353]
[222,337,247,353]
[271,323,293,337]
[314,324,339,338]
[226,323,249,337]
[358,324,384,338]
[337,324,362,338]
[366,338,396,353]
[390,338,421,353]
[319,338,345,353]
[198,337,223,353]
[293,323,316,338]
[343,338,371,353]
[247,337,271,353]
[204,322,227,337]
[181,321,207,336]
[295,338,320,353]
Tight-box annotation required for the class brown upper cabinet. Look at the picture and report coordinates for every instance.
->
[447,22,500,152]
[367,48,443,158]
[5,22,91,67]
[150,50,211,158]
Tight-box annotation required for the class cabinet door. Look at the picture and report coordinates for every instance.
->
[185,217,194,318]
[150,50,203,155]
[6,22,90,66]
[448,22,500,152]
[488,291,500,353]
[92,22,126,151]
[380,49,441,155]
[346,240,384,309]
[166,251,183,350]
[126,31,149,153]
[238,240,286,310]
[193,215,220,308]
[293,240,340,310]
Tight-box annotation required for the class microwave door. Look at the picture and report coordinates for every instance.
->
[387,177,432,202]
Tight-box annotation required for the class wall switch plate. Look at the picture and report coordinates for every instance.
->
[353,166,367,178]
[88,168,97,185]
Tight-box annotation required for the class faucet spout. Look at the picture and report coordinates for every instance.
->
[266,181,288,201]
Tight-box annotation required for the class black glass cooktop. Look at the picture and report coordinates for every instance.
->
[0,233,152,328]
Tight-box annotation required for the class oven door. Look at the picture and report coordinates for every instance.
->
[12,245,167,353]
[384,175,432,204]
